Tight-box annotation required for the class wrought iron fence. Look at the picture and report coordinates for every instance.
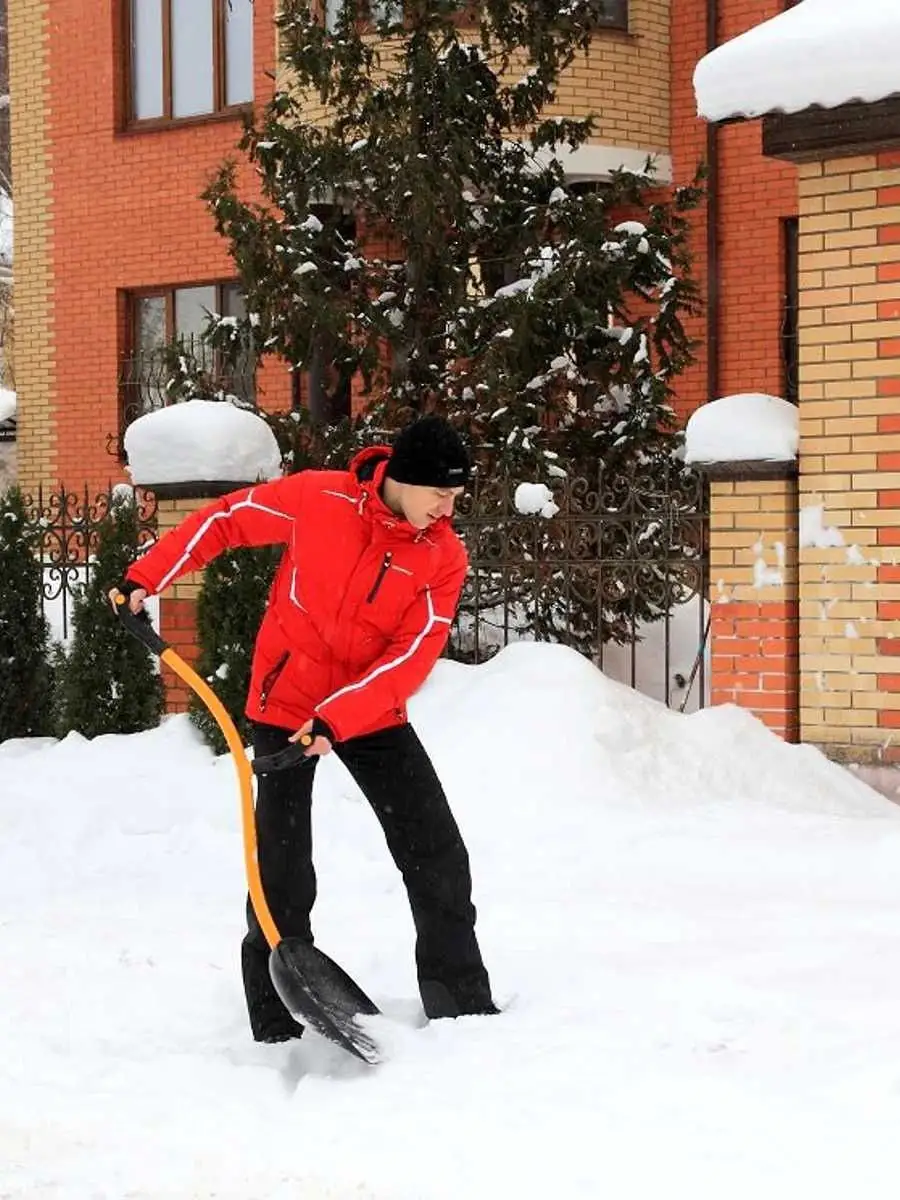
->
[14,468,708,710]
[20,484,158,643]
[450,463,710,711]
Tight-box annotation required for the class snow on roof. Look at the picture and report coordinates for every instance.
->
[694,0,900,123]
[684,394,798,466]
[124,399,283,487]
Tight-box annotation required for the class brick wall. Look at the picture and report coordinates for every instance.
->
[8,0,54,487]
[708,475,800,739]
[14,0,289,498]
[669,0,797,423]
[154,497,204,712]
[296,0,670,154]
[797,151,900,762]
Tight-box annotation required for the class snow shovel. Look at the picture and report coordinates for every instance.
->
[111,592,382,1064]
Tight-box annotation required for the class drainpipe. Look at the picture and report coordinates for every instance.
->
[706,0,720,406]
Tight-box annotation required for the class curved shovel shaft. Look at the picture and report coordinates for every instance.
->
[112,593,281,950]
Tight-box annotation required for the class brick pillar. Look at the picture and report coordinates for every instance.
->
[154,497,204,713]
[708,472,800,740]
[796,151,900,762]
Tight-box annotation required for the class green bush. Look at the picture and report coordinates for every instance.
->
[55,489,165,739]
[189,546,281,754]
[0,487,53,740]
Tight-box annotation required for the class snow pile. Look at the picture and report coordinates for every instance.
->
[0,387,15,423]
[124,399,282,486]
[685,393,798,465]
[4,643,900,1198]
[694,0,900,121]
[514,481,559,518]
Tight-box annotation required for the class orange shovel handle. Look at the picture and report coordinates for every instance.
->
[112,593,281,950]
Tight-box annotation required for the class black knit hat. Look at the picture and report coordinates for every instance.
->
[386,416,471,489]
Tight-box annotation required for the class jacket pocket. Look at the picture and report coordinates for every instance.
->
[258,650,290,713]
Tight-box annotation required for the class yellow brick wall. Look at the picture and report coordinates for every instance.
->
[288,0,670,155]
[797,154,900,761]
[156,499,206,603]
[8,0,54,492]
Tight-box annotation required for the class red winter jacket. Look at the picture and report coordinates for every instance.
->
[126,447,468,742]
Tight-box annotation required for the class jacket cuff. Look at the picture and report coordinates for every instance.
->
[125,566,155,594]
[311,715,337,745]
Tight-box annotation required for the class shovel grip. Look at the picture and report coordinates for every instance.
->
[112,591,167,656]
[252,735,315,776]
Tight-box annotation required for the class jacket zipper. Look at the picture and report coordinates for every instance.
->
[366,552,393,603]
[259,651,290,712]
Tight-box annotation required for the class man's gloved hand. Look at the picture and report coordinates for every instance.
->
[107,579,149,615]
[289,716,335,758]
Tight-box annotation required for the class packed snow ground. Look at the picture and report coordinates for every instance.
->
[3,643,900,1199]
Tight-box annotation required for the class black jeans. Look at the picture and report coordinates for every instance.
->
[242,720,494,1037]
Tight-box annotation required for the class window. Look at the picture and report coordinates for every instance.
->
[324,0,403,34]
[781,217,799,406]
[598,0,628,29]
[127,0,253,123]
[122,282,256,429]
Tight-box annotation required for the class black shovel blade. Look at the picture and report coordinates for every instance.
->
[269,938,381,1065]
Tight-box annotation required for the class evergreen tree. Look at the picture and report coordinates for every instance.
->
[0,487,53,739]
[56,489,164,739]
[201,0,705,657]
[189,546,280,754]
[204,0,701,477]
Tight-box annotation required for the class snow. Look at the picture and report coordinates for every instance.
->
[124,399,283,487]
[0,191,12,267]
[514,481,559,519]
[685,393,798,465]
[601,595,710,713]
[0,387,15,423]
[4,642,900,1198]
[694,0,900,122]
[800,505,846,550]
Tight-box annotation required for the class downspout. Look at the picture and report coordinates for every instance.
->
[706,0,720,406]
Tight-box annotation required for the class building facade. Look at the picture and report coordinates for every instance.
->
[13,1,848,750]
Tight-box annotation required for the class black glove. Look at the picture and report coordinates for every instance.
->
[114,578,146,598]
[310,716,336,744]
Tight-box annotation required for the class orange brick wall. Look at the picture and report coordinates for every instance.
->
[670,0,798,422]
[24,0,290,496]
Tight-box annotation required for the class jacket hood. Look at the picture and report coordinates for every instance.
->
[350,444,391,483]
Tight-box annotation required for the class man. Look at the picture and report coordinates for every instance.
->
[114,415,496,1042]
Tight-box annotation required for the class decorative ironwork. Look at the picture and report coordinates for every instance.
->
[20,484,157,642]
[450,461,709,710]
[116,334,257,458]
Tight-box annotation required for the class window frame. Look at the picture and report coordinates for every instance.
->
[126,278,249,361]
[781,217,799,406]
[121,0,253,131]
[120,280,257,446]
[597,0,628,31]
[319,1,629,36]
